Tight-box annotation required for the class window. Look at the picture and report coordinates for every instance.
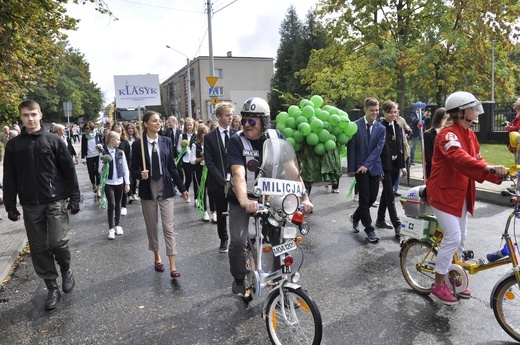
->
[214,68,223,78]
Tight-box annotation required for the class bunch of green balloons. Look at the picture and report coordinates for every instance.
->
[275,95,357,157]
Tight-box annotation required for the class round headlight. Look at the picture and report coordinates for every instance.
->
[282,193,299,215]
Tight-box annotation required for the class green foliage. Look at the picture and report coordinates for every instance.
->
[25,45,103,122]
[269,7,327,115]
[308,0,520,109]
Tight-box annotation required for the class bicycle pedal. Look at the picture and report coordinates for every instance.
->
[463,250,474,260]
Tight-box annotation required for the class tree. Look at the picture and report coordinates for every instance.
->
[26,45,103,122]
[269,7,328,115]
[311,0,520,108]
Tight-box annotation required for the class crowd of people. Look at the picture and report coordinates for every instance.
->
[0,92,512,312]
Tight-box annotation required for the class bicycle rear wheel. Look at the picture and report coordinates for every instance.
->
[265,286,322,345]
[400,239,437,294]
[492,275,520,342]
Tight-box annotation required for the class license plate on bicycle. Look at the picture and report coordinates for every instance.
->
[272,240,297,257]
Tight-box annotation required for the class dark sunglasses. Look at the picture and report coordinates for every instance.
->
[240,118,258,126]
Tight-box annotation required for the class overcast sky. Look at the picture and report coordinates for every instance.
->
[64,0,318,105]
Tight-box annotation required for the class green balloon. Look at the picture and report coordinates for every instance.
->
[310,95,324,108]
[318,110,330,123]
[293,130,304,143]
[339,145,347,157]
[338,121,348,129]
[283,127,294,138]
[324,139,336,151]
[310,118,324,133]
[296,116,308,126]
[285,117,297,129]
[286,137,296,148]
[345,122,358,135]
[337,132,349,145]
[299,99,313,109]
[302,105,315,119]
[292,109,303,119]
[288,105,299,117]
[314,142,325,155]
[323,122,332,132]
[306,132,319,146]
[276,111,289,125]
[276,123,286,132]
[318,129,331,143]
[322,105,333,113]
[294,142,301,152]
[331,125,343,136]
[298,122,312,136]
[329,114,340,126]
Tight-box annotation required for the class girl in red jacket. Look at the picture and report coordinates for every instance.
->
[426,91,508,305]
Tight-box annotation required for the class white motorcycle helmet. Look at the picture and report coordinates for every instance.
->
[240,97,270,129]
[445,91,484,115]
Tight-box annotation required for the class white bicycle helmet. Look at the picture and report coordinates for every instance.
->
[240,97,270,129]
[445,91,484,115]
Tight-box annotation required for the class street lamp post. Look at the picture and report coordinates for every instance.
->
[166,45,192,119]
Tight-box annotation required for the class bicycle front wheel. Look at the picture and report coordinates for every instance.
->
[492,275,520,342]
[265,286,322,345]
[400,239,437,294]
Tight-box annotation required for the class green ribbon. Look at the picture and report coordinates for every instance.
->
[347,178,357,199]
[98,161,110,209]
[196,165,208,214]
[174,147,188,166]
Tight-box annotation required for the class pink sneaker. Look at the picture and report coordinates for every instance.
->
[430,284,458,305]
[457,289,471,299]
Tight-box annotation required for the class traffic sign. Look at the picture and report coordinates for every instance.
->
[209,87,218,97]
[211,97,219,105]
[206,76,218,88]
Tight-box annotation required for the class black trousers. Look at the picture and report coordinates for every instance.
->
[209,189,229,241]
[352,172,380,233]
[86,156,100,187]
[182,162,195,199]
[105,183,124,229]
[377,168,400,228]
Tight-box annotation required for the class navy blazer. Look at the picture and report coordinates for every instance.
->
[347,118,386,176]
[204,127,237,194]
[131,135,186,200]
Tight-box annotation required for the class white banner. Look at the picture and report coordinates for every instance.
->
[114,74,161,108]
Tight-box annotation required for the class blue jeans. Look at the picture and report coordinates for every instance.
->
[410,136,420,163]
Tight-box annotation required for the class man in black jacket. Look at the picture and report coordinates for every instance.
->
[3,99,81,311]
[375,101,406,236]
[204,102,237,252]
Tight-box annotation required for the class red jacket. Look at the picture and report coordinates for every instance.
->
[426,123,501,217]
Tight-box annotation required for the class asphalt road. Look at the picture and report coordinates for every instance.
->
[0,162,518,344]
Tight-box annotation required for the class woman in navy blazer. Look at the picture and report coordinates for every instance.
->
[131,111,188,278]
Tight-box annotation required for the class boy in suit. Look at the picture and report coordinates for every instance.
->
[204,102,237,252]
[347,97,386,242]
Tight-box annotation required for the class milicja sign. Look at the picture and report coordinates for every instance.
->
[114,74,161,108]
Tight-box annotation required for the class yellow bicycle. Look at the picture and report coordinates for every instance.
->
[399,176,520,342]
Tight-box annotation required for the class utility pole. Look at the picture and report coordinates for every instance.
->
[207,0,214,77]
[491,40,495,102]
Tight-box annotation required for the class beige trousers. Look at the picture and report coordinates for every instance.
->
[141,179,177,256]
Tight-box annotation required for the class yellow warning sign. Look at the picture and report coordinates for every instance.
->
[206,76,218,88]
[211,97,219,105]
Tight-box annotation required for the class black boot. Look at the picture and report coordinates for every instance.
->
[44,279,61,310]
[61,268,75,294]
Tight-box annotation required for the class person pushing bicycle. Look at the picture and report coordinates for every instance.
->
[226,97,313,296]
[426,91,508,305]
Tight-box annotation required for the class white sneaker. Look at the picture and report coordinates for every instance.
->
[185,197,191,203]
[202,212,210,222]
[108,229,116,240]
[133,194,139,201]
[115,226,124,236]
[211,212,217,223]
[194,199,198,207]
[120,207,127,216]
